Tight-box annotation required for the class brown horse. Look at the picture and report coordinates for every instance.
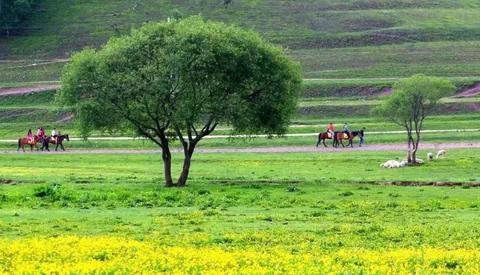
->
[40,134,70,151]
[17,135,41,152]
[316,132,336,147]
[333,130,365,148]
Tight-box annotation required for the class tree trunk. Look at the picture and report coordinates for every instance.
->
[412,129,421,164]
[177,144,195,187]
[410,136,416,163]
[407,136,412,163]
[406,125,413,163]
[162,146,174,187]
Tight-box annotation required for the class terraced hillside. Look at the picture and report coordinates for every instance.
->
[2,0,480,88]
[1,0,479,147]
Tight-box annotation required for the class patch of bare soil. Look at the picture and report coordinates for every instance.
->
[55,113,74,123]
[0,179,19,185]
[209,179,303,185]
[456,82,480,97]
[442,103,480,113]
[361,181,480,187]
[0,84,60,96]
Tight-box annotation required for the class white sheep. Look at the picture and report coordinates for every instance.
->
[436,150,447,159]
[381,160,407,169]
[380,160,396,168]
[427,153,433,161]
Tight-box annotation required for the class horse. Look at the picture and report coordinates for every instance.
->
[40,134,70,151]
[17,135,41,152]
[333,129,365,148]
[316,132,336,147]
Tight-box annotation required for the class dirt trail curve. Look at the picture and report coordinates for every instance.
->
[456,82,480,97]
[0,84,60,96]
[2,142,480,155]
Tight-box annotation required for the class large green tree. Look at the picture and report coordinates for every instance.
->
[374,75,455,163]
[59,17,302,187]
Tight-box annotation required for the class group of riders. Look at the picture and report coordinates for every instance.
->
[26,127,60,144]
[19,123,361,151]
[18,127,69,152]
[317,122,365,148]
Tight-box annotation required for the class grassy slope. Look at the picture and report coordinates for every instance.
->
[2,0,480,85]
[1,0,479,144]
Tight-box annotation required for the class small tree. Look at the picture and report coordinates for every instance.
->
[374,75,454,163]
[58,16,302,187]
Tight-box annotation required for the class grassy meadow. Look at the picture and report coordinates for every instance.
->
[2,0,480,273]
[1,150,480,272]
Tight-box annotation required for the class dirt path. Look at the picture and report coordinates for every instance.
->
[0,129,478,143]
[0,84,60,96]
[3,78,479,98]
[3,142,480,155]
[456,82,480,97]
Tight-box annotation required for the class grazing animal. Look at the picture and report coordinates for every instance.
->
[17,135,40,152]
[436,150,447,159]
[381,160,407,169]
[427,153,433,161]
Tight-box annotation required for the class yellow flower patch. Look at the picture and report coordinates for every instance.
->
[0,236,479,274]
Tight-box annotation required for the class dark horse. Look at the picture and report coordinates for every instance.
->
[40,134,70,151]
[17,135,41,152]
[333,129,365,148]
[316,132,336,147]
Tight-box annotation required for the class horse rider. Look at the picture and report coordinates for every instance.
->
[37,127,45,138]
[343,122,350,138]
[51,128,59,143]
[327,122,335,138]
[26,129,34,144]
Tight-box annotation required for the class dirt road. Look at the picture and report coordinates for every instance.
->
[3,142,480,155]
[0,84,60,96]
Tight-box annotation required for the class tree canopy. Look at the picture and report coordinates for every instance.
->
[374,75,455,163]
[59,16,302,187]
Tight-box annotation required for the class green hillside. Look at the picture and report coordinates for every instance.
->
[2,0,480,142]
[2,0,480,87]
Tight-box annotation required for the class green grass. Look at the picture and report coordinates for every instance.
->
[298,41,480,79]
[3,2,480,270]
[0,150,479,249]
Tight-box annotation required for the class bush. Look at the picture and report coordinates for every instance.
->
[33,183,62,199]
